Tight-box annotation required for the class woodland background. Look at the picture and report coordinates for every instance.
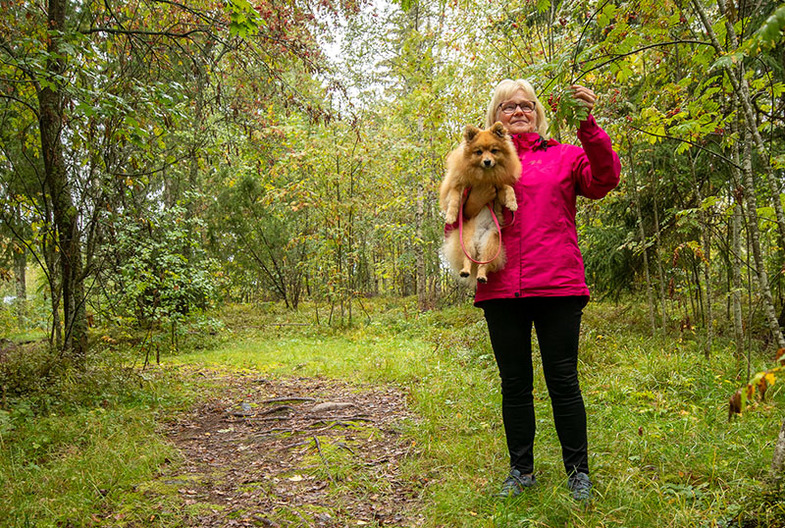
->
[2,0,785,526]
[2,0,785,357]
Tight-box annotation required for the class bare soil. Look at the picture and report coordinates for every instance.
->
[156,369,425,527]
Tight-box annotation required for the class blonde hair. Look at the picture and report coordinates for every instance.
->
[485,79,549,137]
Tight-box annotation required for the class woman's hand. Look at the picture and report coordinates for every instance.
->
[570,85,597,115]
[464,186,497,218]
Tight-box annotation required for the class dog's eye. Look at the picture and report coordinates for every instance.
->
[491,148,500,154]
[474,149,483,156]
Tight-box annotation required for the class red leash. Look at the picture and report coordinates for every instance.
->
[457,195,504,265]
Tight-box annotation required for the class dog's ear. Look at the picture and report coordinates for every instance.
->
[463,125,480,143]
[491,121,508,138]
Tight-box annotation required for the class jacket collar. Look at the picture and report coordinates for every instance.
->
[511,133,559,152]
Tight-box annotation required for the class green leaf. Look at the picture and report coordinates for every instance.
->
[535,0,551,15]
[226,0,262,38]
[749,3,785,53]
[709,52,745,72]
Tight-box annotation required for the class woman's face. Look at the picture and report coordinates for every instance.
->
[496,89,538,135]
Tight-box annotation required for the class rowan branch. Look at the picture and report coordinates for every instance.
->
[627,124,741,169]
[80,27,211,39]
[574,40,715,83]
[0,94,39,117]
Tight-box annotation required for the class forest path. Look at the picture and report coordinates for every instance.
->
[155,368,425,527]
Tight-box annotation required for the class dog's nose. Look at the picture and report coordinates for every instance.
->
[483,159,493,167]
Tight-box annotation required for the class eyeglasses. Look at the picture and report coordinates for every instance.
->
[499,101,536,115]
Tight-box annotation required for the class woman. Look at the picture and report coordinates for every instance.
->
[463,79,621,500]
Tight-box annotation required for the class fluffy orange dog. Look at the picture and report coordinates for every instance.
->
[440,122,522,284]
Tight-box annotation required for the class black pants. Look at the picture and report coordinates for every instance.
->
[480,296,589,476]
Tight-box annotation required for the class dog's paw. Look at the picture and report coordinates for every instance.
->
[445,211,457,224]
[477,275,488,284]
[506,201,518,212]
[459,270,470,278]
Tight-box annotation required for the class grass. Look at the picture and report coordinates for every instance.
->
[2,297,785,526]
[0,346,191,527]
[1,407,180,527]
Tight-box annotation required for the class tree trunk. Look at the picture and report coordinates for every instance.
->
[738,125,785,350]
[416,178,428,311]
[772,417,785,477]
[730,122,747,365]
[43,229,62,349]
[691,154,713,357]
[628,136,658,336]
[13,243,26,302]
[652,171,669,335]
[731,195,745,362]
[415,118,429,311]
[38,0,88,358]
[12,240,27,323]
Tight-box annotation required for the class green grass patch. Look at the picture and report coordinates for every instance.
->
[0,345,194,528]
[0,406,181,527]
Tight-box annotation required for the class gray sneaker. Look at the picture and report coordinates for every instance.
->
[567,472,593,501]
[496,468,536,498]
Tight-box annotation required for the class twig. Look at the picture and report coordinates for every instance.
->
[260,405,295,416]
[231,404,294,418]
[278,439,312,450]
[306,414,371,422]
[308,418,373,429]
[313,436,337,485]
[263,427,295,435]
[336,441,355,454]
[246,416,292,422]
[627,125,740,168]
[574,40,714,84]
[262,397,316,404]
[309,422,346,434]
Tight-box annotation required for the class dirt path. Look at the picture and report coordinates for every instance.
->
[156,369,425,527]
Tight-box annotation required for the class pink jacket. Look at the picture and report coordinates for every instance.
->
[469,115,621,303]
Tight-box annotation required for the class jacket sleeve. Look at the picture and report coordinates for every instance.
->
[572,115,621,200]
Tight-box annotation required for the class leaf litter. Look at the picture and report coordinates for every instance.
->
[153,368,425,527]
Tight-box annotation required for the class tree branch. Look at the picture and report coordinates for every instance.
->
[80,27,210,39]
[0,94,39,117]
[627,124,741,169]
[574,40,715,83]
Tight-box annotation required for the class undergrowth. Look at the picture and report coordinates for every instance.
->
[0,343,189,527]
